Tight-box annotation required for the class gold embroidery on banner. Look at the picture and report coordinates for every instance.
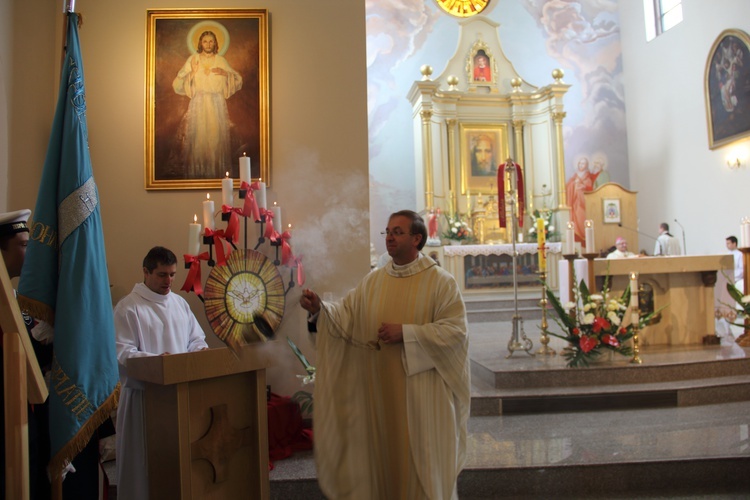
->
[28,220,57,248]
[58,176,98,246]
[51,363,95,420]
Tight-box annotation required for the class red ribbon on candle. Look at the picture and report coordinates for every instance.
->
[181,252,209,296]
[222,205,241,243]
[262,209,276,239]
[241,181,261,221]
[204,228,229,266]
[497,161,525,229]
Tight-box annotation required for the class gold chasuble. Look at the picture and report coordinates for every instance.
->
[314,254,470,500]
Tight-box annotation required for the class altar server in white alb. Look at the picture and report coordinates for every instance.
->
[300,210,470,500]
[114,246,209,500]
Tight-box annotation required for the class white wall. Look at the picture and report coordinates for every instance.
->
[620,0,750,255]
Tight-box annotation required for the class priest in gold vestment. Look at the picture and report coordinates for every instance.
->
[300,210,470,499]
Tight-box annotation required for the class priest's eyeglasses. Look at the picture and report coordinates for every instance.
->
[381,229,413,237]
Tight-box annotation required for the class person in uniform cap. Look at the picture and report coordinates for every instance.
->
[0,208,32,278]
[0,208,54,499]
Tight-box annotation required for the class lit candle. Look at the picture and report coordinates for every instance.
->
[565,221,575,255]
[222,171,234,207]
[188,215,201,256]
[629,272,639,308]
[239,154,252,185]
[584,220,595,254]
[272,202,282,233]
[256,179,267,210]
[203,193,215,231]
[536,217,546,272]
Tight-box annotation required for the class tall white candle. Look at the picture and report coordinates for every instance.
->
[203,193,215,231]
[272,202,282,233]
[188,215,202,256]
[584,220,595,253]
[564,222,575,255]
[239,154,252,185]
[222,172,234,207]
[256,179,267,210]
[742,218,750,248]
[629,272,639,307]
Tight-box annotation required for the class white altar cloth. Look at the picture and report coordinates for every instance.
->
[444,242,562,257]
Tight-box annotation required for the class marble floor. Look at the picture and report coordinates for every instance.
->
[105,320,750,498]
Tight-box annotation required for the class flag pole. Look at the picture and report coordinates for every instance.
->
[52,5,75,500]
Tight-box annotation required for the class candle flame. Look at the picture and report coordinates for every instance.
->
[193,214,197,223]
[273,201,278,207]
[288,223,292,229]
[585,220,592,227]
[243,152,247,156]
[567,221,574,229]
[630,272,638,279]
[206,193,210,200]
[225,171,230,178]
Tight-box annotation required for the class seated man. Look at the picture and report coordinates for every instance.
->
[606,237,637,259]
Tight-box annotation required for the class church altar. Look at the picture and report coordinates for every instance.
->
[590,255,734,345]
[440,242,562,294]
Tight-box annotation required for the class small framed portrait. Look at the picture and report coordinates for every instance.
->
[145,9,270,190]
[602,198,621,224]
[460,123,510,194]
[472,49,492,83]
[704,29,750,149]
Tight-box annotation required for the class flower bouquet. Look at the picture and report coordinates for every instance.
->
[544,277,663,367]
[443,213,472,243]
[528,209,556,241]
[287,337,315,417]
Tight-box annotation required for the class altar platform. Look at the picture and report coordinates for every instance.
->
[267,319,750,499]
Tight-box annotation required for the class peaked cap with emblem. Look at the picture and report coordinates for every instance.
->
[0,209,31,237]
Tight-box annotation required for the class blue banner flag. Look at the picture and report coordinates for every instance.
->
[17,13,119,478]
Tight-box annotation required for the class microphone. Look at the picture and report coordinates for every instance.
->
[617,223,657,242]
[673,218,687,254]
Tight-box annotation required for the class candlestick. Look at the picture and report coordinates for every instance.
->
[239,154,251,185]
[536,217,546,272]
[222,172,234,207]
[188,214,201,256]
[272,202,282,233]
[584,220,595,253]
[629,272,638,307]
[564,222,575,255]
[256,179,267,210]
[203,193,215,231]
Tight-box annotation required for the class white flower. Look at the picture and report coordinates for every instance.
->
[451,227,458,234]
[563,301,576,311]
[583,303,592,312]
[589,294,604,302]
[741,295,750,304]
[548,225,555,232]
[607,311,621,326]
[582,313,595,324]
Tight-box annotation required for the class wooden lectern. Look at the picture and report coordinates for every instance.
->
[127,344,273,499]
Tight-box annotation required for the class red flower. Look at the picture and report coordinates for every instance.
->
[579,335,598,353]
[592,317,611,333]
[618,327,627,335]
[572,327,581,336]
[601,334,620,347]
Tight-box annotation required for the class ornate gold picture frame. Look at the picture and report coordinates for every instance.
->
[145,9,269,190]
[705,29,750,149]
[459,123,510,195]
